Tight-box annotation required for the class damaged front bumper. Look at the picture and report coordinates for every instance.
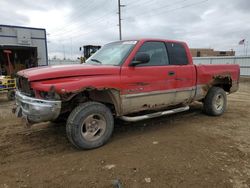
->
[14,91,61,124]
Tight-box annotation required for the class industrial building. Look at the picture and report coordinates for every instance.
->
[0,25,47,75]
[190,48,235,57]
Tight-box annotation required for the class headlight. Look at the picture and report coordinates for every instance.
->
[39,91,60,100]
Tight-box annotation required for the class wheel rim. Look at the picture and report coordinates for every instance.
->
[215,94,224,111]
[81,114,106,141]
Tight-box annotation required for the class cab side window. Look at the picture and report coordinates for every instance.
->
[166,42,188,65]
[135,42,169,66]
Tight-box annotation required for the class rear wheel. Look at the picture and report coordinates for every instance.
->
[203,87,227,116]
[66,102,114,149]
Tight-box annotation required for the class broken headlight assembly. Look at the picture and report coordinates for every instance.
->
[39,91,61,100]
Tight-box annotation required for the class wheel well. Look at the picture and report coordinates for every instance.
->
[60,89,121,116]
[211,76,232,92]
[87,89,121,115]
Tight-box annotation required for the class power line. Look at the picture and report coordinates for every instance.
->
[49,11,117,38]
[49,25,117,43]
[126,0,154,6]
[124,0,188,15]
[51,0,125,41]
[48,0,209,58]
[126,0,199,18]
[50,0,197,40]
[126,0,163,9]
[50,0,114,36]
[48,25,117,59]
[48,1,98,35]
[142,0,208,18]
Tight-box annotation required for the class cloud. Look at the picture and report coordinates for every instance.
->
[1,0,250,58]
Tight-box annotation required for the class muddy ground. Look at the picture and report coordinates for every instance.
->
[0,80,250,188]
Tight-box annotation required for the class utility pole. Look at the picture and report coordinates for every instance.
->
[118,0,125,40]
[70,37,73,60]
[246,41,248,56]
[63,45,66,60]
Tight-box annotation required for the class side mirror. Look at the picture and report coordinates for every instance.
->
[130,53,150,66]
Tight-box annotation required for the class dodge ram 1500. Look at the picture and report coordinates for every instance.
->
[14,39,240,149]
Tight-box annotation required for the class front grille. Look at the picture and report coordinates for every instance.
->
[16,76,34,96]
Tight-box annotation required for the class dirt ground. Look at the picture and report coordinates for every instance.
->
[0,80,250,188]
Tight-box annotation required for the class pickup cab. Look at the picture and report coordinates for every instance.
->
[14,39,240,149]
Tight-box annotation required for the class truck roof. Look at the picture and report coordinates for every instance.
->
[120,38,186,44]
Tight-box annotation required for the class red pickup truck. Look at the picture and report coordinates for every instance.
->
[14,39,240,149]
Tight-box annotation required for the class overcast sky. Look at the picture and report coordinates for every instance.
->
[0,0,250,59]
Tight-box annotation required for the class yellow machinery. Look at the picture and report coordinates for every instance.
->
[79,45,101,63]
[0,76,16,100]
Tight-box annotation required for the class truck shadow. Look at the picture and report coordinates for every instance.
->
[4,103,204,158]
[113,103,204,138]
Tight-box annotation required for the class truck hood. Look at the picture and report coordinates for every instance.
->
[17,64,120,81]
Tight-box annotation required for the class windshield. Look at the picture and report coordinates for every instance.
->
[85,41,137,65]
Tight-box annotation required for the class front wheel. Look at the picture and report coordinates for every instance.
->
[66,102,114,149]
[203,87,227,116]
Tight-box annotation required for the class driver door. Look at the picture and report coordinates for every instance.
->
[120,41,179,115]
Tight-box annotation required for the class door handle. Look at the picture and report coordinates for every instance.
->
[168,71,175,76]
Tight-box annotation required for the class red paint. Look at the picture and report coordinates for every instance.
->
[18,39,240,96]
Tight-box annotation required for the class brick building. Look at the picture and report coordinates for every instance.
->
[190,48,235,57]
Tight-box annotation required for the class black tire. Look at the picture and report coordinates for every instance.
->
[203,87,227,116]
[7,90,15,101]
[66,102,114,149]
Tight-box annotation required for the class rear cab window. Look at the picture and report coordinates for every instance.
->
[166,42,188,65]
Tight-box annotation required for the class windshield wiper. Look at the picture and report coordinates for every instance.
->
[90,58,102,64]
